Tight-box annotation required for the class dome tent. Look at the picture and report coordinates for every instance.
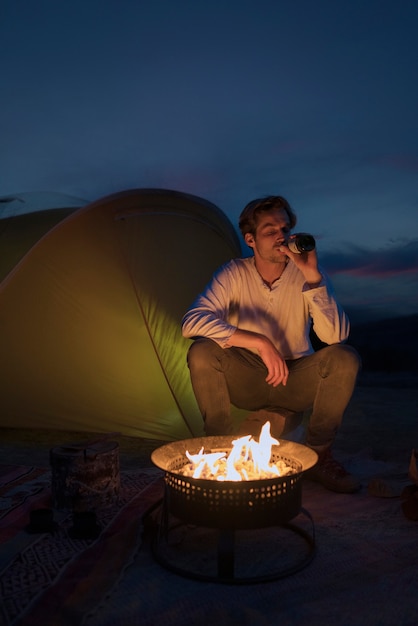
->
[0,189,241,440]
[0,191,88,282]
[0,191,87,219]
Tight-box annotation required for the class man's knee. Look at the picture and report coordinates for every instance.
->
[338,344,362,372]
[187,338,222,370]
[319,344,361,378]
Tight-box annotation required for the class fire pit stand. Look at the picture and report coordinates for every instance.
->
[149,436,318,585]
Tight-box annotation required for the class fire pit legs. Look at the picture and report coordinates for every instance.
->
[218,529,235,579]
[149,490,316,585]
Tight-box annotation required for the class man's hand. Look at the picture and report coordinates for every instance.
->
[257,338,289,387]
[279,241,322,287]
[225,329,289,387]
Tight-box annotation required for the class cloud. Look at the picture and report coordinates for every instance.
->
[321,240,418,278]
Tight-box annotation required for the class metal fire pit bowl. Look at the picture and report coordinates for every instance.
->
[149,436,318,584]
[151,436,318,530]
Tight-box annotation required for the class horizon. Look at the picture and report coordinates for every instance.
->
[1,188,418,326]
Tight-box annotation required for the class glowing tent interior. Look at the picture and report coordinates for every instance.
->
[0,189,242,440]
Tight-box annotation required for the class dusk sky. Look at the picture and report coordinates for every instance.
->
[1,0,418,323]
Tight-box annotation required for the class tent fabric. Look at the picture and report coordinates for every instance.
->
[0,208,78,282]
[0,191,87,218]
[0,189,242,441]
[0,192,87,282]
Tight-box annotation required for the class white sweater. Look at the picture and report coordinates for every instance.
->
[181,257,349,360]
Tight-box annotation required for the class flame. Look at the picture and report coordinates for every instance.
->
[182,422,293,481]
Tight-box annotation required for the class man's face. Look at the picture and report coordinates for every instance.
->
[244,208,291,264]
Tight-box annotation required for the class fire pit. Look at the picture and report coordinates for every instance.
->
[149,431,318,584]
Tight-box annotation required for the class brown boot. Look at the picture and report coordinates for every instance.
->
[306,448,361,493]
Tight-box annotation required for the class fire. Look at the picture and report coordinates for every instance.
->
[180,422,295,481]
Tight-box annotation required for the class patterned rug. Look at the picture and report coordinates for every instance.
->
[0,464,164,626]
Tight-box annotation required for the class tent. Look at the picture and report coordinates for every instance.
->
[0,191,87,281]
[0,189,242,441]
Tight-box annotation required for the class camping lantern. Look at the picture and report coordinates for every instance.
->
[50,440,120,511]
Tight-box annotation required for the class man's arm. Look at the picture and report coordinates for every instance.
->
[280,243,350,344]
[225,329,289,387]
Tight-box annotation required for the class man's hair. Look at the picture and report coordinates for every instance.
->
[238,195,297,237]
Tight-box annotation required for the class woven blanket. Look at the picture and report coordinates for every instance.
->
[0,464,164,626]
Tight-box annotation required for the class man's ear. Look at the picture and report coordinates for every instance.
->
[244,232,255,249]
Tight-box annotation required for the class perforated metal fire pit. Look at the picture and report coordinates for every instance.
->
[149,436,318,584]
[152,436,316,528]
